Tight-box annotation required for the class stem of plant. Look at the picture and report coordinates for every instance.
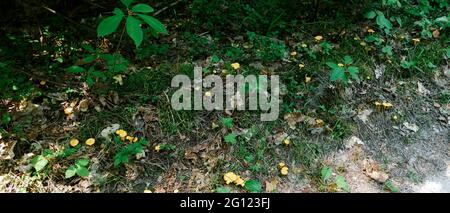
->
[112,24,126,72]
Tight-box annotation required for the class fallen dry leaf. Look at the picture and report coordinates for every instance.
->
[265,179,278,192]
[403,122,419,132]
[417,81,430,96]
[357,109,372,124]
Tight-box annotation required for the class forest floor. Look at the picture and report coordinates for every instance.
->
[0,1,449,193]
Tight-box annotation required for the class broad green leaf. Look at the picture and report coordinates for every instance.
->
[220,117,233,128]
[76,166,90,177]
[215,186,231,193]
[321,166,332,182]
[343,55,353,65]
[224,133,237,144]
[65,166,77,179]
[76,159,89,167]
[364,11,377,19]
[97,11,124,37]
[83,55,96,63]
[382,45,393,56]
[244,180,262,193]
[31,155,48,172]
[137,14,168,34]
[131,4,154,13]
[335,175,350,192]
[347,66,360,81]
[86,76,95,87]
[126,16,143,47]
[112,8,125,17]
[120,0,134,8]
[67,65,86,73]
[330,68,345,82]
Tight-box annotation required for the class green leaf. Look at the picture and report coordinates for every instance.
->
[335,175,350,192]
[382,45,393,56]
[136,14,168,34]
[215,186,231,193]
[86,76,95,87]
[244,180,262,193]
[384,180,398,193]
[76,166,90,177]
[65,166,77,179]
[131,4,154,13]
[364,11,377,19]
[120,0,134,8]
[76,159,89,167]
[330,68,345,82]
[343,55,353,65]
[326,62,339,70]
[31,155,48,172]
[126,16,143,47]
[67,65,86,73]
[224,133,237,144]
[97,10,124,37]
[220,117,233,128]
[83,55,97,63]
[375,11,393,33]
[347,66,360,81]
[321,166,332,182]
[2,113,11,126]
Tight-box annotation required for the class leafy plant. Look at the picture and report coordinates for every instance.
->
[65,159,90,179]
[224,133,237,145]
[67,44,129,87]
[247,31,287,62]
[221,117,233,128]
[327,55,360,85]
[97,0,168,48]
[364,10,393,34]
[113,138,149,167]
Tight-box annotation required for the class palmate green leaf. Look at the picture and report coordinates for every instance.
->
[137,14,168,34]
[120,0,134,8]
[382,45,393,56]
[326,62,339,70]
[97,8,124,37]
[224,133,237,144]
[76,166,90,177]
[131,4,154,13]
[347,66,360,81]
[343,55,353,65]
[65,166,77,179]
[220,117,233,128]
[330,67,346,82]
[126,16,143,47]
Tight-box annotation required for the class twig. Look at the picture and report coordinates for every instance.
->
[154,0,183,16]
